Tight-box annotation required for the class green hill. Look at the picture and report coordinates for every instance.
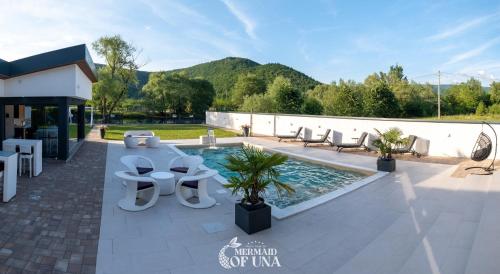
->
[104,57,321,99]
[167,57,261,98]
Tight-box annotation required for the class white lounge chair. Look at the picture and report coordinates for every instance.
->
[146,136,160,148]
[168,155,203,181]
[175,169,218,208]
[123,131,155,147]
[124,136,139,148]
[114,171,160,211]
[120,155,156,176]
[123,130,155,138]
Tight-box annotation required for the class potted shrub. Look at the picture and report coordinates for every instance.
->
[98,125,108,139]
[241,124,251,137]
[372,128,406,172]
[223,145,294,234]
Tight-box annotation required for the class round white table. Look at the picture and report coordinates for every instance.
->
[151,172,175,195]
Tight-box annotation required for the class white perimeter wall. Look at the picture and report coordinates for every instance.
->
[206,111,500,159]
[4,64,91,100]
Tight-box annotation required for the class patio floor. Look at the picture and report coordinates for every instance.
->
[0,137,107,274]
[97,137,500,274]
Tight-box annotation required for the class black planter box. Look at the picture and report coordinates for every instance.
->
[100,128,106,139]
[235,203,271,234]
[377,158,396,172]
[242,127,250,137]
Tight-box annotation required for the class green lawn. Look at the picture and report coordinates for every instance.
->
[421,114,500,122]
[104,124,238,140]
[69,124,93,139]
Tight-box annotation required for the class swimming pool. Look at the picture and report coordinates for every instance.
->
[179,144,374,212]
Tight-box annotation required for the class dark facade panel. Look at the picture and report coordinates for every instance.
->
[0,96,87,160]
[0,58,9,78]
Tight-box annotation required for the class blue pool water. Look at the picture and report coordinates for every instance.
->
[180,145,367,209]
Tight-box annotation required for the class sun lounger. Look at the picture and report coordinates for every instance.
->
[336,132,368,152]
[303,129,333,147]
[393,135,419,156]
[277,127,303,142]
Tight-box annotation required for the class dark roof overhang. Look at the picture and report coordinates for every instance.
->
[0,58,9,79]
[1,44,97,82]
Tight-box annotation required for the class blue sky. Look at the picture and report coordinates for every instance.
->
[1,0,499,85]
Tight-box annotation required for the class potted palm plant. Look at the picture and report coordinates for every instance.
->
[223,145,294,234]
[372,128,406,172]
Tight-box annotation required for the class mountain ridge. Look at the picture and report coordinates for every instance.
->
[105,57,322,98]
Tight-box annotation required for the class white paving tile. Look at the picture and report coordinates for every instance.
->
[96,137,499,274]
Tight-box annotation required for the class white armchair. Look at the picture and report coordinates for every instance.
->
[175,169,218,208]
[114,171,160,211]
[168,155,203,181]
[120,155,156,175]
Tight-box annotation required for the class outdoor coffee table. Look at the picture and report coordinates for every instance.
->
[151,172,175,195]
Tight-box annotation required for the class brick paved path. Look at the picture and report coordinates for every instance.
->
[0,131,107,274]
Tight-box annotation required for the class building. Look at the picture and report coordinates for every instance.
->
[0,44,97,160]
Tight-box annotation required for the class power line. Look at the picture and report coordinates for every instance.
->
[409,71,500,84]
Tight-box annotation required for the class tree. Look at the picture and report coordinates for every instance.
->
[364,64,407,89]
[476,102,487,116]
[444,78,484,114]
[268,76,303,114]
[231,73,266,105]
[490,82,500,104]
[188,78,215,118]
[142,72,189,116]
[239,94,275,113]
[142,72,214,119]
[306,84,331,102]
[301,96,323,115]
[386,64,407,86]
[489,103,500,114]
[394,82,436,117]
[363,82,400,117]
[92,35,141,123]
[211,97,237,111]
[323,81,364,117]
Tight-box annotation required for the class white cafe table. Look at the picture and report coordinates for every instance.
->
[0,151,18,202]
[2,139,43,176]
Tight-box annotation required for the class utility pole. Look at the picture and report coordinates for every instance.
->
[437,70,441,119]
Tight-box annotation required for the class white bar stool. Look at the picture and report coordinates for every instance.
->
[19,144,33,178]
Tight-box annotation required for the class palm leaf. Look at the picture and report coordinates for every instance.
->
[222,145,294,205]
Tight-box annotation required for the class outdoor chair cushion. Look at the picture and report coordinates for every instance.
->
[136,167,154,175]
[337,143,361,148]
[170,167,189,173]
[137,181,154,191]
[181,180,199,189]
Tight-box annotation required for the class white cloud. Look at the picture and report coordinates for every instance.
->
[0,0,250,71]
[221,0,257,40]
[0,0,129,62]
[444,37,500,65]
[456,60,500,83]
[427,13,496,41]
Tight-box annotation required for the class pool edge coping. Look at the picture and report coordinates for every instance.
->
[170,142,388,220]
